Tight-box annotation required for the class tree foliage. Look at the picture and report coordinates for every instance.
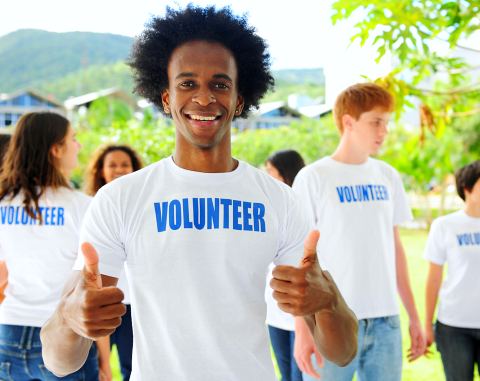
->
[332,0,480,136]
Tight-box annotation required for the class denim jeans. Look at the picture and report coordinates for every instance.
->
[0,324,99,381]
[110,304,133,381]
[435,320,480,381]
[303,316,402,381]
[268,325,303,381]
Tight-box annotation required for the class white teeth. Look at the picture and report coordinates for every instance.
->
[190,115,217,121]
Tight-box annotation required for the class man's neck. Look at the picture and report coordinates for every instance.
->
[173,141,237,173]
[464,202,480,218]
[331,138,369,165]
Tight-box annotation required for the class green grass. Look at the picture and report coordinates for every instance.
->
[110,229,479,381]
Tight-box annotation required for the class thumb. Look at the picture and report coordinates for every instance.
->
[81,242,102,289]
[299,230,320,268]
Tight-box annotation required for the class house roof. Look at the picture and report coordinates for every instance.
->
[64,87,138,109]
[298,104,332,118]
[0,89,64,108]
[255,101,303,117]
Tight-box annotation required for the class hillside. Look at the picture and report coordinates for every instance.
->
[0,29,133,94]
[0,29,325,103]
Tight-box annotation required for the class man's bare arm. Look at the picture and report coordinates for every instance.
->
[271,230,358,368]
[41,243,125,377]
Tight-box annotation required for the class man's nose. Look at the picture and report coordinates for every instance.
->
[192,86,216,106]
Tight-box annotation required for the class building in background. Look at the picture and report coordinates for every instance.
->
[0,89,65,128]
[232,101,302,132]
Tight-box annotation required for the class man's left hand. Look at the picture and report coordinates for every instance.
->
[270,230,336,317]
[407,318,426,362]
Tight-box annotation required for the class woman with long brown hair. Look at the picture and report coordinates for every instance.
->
[83,143,143,381]
[0,112,100,380]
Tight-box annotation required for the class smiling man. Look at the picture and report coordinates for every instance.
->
[40,5,358,381]
[293,83,426,381]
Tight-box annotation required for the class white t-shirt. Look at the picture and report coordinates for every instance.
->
[74,156,313,381]
[265,263,295,331]
[293,156,413,320]
[0,187,91,327]
[423,210,480,329]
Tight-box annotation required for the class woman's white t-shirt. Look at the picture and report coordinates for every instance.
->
[0,187,91,327]
[423,210,480,329]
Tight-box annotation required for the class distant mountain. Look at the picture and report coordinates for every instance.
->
[273,68,325,86]
[0,29,324,103]
[0,29,133,95]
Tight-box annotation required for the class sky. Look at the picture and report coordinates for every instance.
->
[1,0,366,70]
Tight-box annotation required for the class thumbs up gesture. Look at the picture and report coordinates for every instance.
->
[271,230,335,317]
[60,242,126,340]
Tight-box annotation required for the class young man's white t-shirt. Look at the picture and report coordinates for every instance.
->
[293,156,413,320]
[265,263,295,331]
[0,188,91,327]
[74,156,313,381]
[423,210,480,329]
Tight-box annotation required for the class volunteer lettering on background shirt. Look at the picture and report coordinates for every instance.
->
[293,157,412,319]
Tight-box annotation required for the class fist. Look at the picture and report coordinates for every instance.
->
[60,242,126,340]
[270,230,336,317]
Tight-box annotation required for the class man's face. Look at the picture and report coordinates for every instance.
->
[162,41,244,149]
[345,108,390,155]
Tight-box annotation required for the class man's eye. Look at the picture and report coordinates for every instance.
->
[215,83,229,89]
[180,82,194,87]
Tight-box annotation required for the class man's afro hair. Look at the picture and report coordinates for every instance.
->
[126,4,274,119]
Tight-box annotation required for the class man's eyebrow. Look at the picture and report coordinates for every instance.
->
[213,74,233,82]
[175,72,197,80]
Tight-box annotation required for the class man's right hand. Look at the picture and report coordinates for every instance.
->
[59,242,126,340]
[294,317,324,380]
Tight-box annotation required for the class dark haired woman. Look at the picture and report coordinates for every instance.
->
[424,160,480,381]
[264,149,305,381]
[0,112,100,380]
[84,143,143,381]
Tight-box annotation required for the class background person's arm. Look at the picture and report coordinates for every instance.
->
[424,262,443,355]
[41,243,125,377]
[96,336,113,381]
[394,226,426,362]
[0,261,7,288]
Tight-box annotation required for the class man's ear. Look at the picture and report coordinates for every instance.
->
[235,94,245,116]
[342,114,354,132]
[161,90,171,114]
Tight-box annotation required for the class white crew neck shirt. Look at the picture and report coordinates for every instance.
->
[0,187,91,327]
[74,156,313,381]
[423,210,480,329]
[293,156,413,320]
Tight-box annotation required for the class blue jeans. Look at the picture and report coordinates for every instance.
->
[110,304,133,381]
[268,325,303,381]
[435,320,480,381]
[303,316,402,381]
[0,324,99,381]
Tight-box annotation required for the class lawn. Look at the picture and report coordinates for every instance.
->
[110,229,479,381]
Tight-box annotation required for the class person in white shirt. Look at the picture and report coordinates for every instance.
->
[0,112,101,381]
[84,143,143,381]
[424,160,480,381]
[293,83,426,381]
[265,149,306,381]
[40,5,359,380]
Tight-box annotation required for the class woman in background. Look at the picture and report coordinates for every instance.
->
[84,143,143,381]
[0,112,101,380]
[265,149,306,381]
[424,160,480,381]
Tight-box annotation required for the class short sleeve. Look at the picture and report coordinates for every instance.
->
[392,170,414,227]
[423,219,447,265]
[292,168,318,224]
[274,197,315,267]
[73,189,126,278]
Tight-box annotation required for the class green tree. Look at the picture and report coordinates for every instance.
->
[332,0,480,134]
